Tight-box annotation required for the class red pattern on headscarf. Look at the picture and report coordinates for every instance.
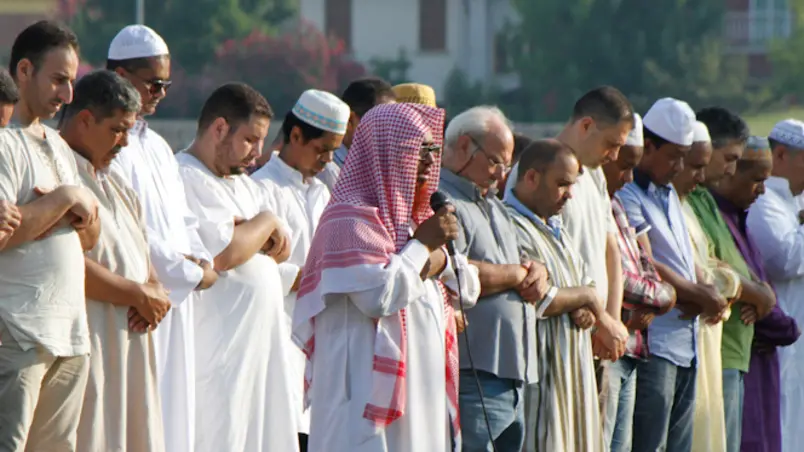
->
[293,103,460,444]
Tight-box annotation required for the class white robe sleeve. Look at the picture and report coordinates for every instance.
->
[324,240,431,319]
[438,251,481,310]
[145,226,205,303]
[746,193,804,280]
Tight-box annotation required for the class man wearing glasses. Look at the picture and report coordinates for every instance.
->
[107,24,218,452]
[438,106,550,451]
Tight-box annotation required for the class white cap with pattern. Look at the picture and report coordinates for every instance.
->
[769,119,804,149]
[292,89,350,135]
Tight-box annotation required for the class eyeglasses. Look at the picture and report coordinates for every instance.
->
[128,72,172,96]
[469,136,511,172]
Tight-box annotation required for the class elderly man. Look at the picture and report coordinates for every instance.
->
[108,25,217,452]
[713,136,800,452]
[317,77,396,189]
[689,110,776,452]
[600,113,677,452]
[618,98,728,452]
[58,70,170,451]
[438,105,549,451]
[177,83,297,452]
[505,139,626,451]
[746,119,804,452]
[251,88,350,451]
[292,102,479,451]
[0,20,101,452]
[0,68,18,127]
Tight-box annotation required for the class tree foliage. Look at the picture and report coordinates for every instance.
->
[769,0,804,103]
[508,0,743,120]
[65,0,298,73]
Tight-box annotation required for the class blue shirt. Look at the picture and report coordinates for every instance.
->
[616,169,698,368]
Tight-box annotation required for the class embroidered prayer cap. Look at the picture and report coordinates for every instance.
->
[692,121,711,143]
[108,25,169,60]
[392,83,437,107]
[769,119,804,150]
[742,135,773,162]
[625,112,643,146]
[291,89,350,135]
[642,97,696,146]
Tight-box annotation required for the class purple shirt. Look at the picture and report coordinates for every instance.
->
[714,192,800,452]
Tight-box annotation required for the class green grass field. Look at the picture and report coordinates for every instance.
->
[744,108,804,136]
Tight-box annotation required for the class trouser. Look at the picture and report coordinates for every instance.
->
[459,370,525,452]
[0,324,89,452]
[632,355,697,452]
[722,369,745,452]
[602,357,638,452]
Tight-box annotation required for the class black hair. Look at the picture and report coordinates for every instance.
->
[341,77,395,118]
[696,107,750,148]
[281,110,326,143]
[9,20,79,78]
[0,69,19,104]
[571,86,634,127]
[197,82,273,132]
[512,133,534,164]
[60,70,141,124]
[517,139,576,179]
[643,127,670,150]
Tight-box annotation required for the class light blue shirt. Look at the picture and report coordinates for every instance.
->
[616,169,698,368]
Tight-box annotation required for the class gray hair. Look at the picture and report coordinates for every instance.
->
[61,70,141,124]
[444,105,512,150]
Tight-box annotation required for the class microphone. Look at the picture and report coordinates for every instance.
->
[430,191,456,257]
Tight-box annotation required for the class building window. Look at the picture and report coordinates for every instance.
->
[749,0,791,45]
[325,0,352,51]
[419,0,447,52]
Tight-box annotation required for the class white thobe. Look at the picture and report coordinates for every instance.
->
[746,176,804,452]
[251,153,330,434]
[111,121,209,452]
[303,240,480,452]
[177,152,298,452]
[74,155,164,452]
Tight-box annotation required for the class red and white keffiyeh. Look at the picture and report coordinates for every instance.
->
[292,103,461,445]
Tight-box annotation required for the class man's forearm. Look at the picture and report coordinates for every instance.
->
[85,258,141,307]
[76,217,101,251]
[4,192,73,249]
[470,260,523,297]
[738,276,775,310]
[654,261,698,305]
[214,212,277,271]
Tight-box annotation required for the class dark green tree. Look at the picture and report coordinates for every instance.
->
[508,0,732,120]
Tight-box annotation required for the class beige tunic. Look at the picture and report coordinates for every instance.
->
[74,153,165,452]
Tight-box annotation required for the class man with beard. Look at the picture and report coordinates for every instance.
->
[505,139,624,451]
[617,98,727,451]
[0,20,100,452]
[177,82,297,452]
[251,88,350,451]
[293,102,480,451]
[60,70,171,451]
[108,25,218,452]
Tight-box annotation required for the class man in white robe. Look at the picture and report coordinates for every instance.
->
[293,102,480,452]
[177,82,298,452]
[251,88,350,451]
[746,119,804,452]
[61,70,170,452]
[107,25,218,452]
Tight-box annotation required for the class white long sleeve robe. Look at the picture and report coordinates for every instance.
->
[111,122,209,452]
[302,240,480,452]
[747,177,804,452]
[251,153,330,434]
[177,152,299,452]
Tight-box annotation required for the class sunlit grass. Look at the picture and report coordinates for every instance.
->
[744,107,804,136]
